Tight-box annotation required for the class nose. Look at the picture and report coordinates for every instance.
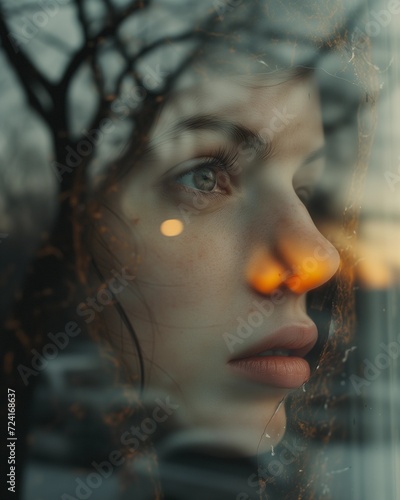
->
[246,204,340,295]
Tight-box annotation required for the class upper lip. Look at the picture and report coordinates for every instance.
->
[230,323,318,361]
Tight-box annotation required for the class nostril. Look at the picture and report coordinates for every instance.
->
[246,247,287,294]
[285,274,302,292]
[246,235,341,296]
[278,230,341,290]
[287,247,340,293]
[284,263,337,294]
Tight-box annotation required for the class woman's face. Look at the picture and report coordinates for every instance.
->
[97,69,340,456]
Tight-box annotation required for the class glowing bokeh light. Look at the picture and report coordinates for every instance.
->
[160,219,184,237]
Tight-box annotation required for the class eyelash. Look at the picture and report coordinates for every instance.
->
[168,148,317,207]
[172,147,239,196]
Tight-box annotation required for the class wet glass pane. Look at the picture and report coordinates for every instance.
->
[0,1,399,499]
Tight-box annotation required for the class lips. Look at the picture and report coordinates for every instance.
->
[228,323,318,389]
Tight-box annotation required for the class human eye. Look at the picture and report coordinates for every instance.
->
[169,148,239,196]
[296,185,314,206]
[176,163,221,193]
[293,156,325,207]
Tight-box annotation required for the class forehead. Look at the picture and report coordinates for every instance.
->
[150,72,323,156]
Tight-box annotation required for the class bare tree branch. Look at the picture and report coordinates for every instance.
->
[75,0,89,40]
[58,1,149,93]
[0,7,54,125]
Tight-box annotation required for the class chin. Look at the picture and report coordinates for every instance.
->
[160,401,288,459]
[225,402,288,457]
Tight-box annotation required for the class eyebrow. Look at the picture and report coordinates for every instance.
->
[148,113,270,156]
[148,113,325,167]
[172,114,263,145]
[300,145,326,168]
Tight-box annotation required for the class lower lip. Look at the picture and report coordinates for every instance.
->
[228,356,311,389]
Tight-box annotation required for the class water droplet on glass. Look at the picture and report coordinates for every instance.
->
[342,346,357,363]
[322,484,330,495]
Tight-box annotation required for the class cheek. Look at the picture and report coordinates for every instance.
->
[134,224,242,314]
